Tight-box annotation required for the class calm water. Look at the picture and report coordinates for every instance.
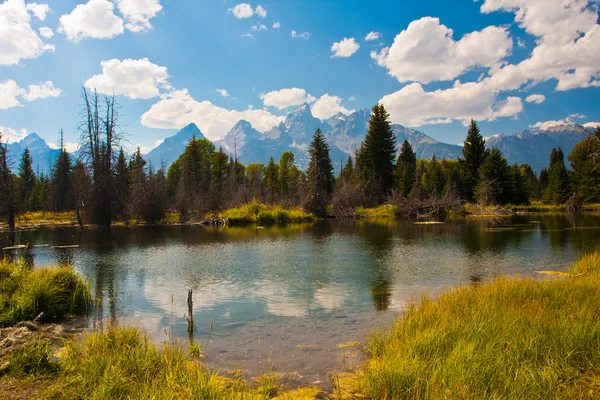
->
[3,214,600,384]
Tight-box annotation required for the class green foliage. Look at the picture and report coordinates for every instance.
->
[264,156,279,203]
[18,148,38,211]
[568,129,600,203]
[360,249,600,399]
[396,140,417,197]
[357,104,397,203]
[0,259,92,327]
[459,120,487,202]
[305,128,334,217]
[474,147,512,206]
[278,151,295,200]
[218,201,314,225]
[543,147,571,205]
[2,340,57,377]
[510,164,530,205]
[50,141,73,212]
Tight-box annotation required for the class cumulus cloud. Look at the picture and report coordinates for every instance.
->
[311,94,354,120]
[84,58,170,99]
[229,3,253,19]
[372,17,512,84]
[583,122,600,129]
[0,79,61,110]
[272,21,280,29]
[260,88,316,110]
[331,37,360,58]
[116,0,163,32]
[0,0,55,66]
[215,89,230,97]
[379,81,523,127]
[291,30,310,39]
[255,4,266,18]
[59,0,124,41]
[38,26,53,38]
[525,94,546,104]
[569,113,587,119]
[48,141,79,153]
[26,3,50,21]
[0,126,29,143]
[141,89,284,140]
[251,24,267,31]
[364,31,380,41]
[529,119,572,130]
[480,0,600,91]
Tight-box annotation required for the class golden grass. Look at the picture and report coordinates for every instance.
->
[214,201,315,225]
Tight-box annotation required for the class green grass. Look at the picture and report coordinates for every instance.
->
[0,259,92,327]
[46,324,319,399]
[358,249,600,399]
[354,205,398,220]
[1,339,58,378]
[215,201,315,225]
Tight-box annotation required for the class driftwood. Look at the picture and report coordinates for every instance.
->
[566,192,583,216]
[187,290,194,333]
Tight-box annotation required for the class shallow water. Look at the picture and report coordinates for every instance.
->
[3,214,600,386]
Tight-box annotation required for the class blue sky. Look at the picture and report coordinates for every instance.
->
[1,0,599,153]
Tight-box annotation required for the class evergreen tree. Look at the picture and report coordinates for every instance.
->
[538,168,549,197]
[519,164,538,201]
[246,163,265,200]
[166,159,181,203]
[422,154,443,197]
[33,172,49,210]
[474,147,511,205]
[114,147,130,219]
[396,140,416,197]
[543,147,570,205]
[459,120,487,202]
[128,147,146,186]
[211,148,229,208]
[0,135,16,231]
[278,151,295,201]
[264,156,279,204]
[305,128,334,217]
[568,128,600,203]
[18,148,37,211]
[510,164,529,205]
[340,156,354,184]
[50,148,73,212]
[356,104,397,203]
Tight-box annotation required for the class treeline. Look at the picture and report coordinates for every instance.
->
[1,92,599,228]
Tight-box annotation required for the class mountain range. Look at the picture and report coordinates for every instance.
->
[6,105,594,176]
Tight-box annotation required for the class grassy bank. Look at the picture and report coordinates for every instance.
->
[0,259,91,327]
[213,201,315,226]
[357,249,600,399]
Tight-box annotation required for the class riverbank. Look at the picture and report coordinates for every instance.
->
[1,247,599,398]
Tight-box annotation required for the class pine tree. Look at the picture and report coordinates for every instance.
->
[211,148,229,208]
[538,168,549,198]
[474,147,511,205]
[510,164,529,205]
[459,120,487,202]
[50,147,73,212]
[305,128,334,217]
[519,164,538,201]
[114,147,130,219]
[396,140,416,197]
[422,154,443,198]
[264,156,279,204]
[543,147,570,205]
[568,129,600,203]
[0,135,16,231]
[18,148,37,211]
[278,151,295,202]
[357,104,397,203]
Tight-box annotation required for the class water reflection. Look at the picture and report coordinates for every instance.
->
[1,214,599,339]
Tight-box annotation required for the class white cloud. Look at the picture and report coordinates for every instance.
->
[85,58,169,99]
[240,33,255,39]
[525,94,546,104]
[0,126,28,143]
[583,122,600,129]
[0,0,55,66]
[272,21,280,29]
[0,79,60,110]
[331,37,360,58]
[379,81,523,127]
[480,0,600,92]
[365,31,380,41]
[141,89,284,140]
[260,88,316,110]
[348,96,356,101]
[215,89,230,97]
[371,17,512,83]
[59,0,124,41]
[38,26,53,38]
[529,119,571,130]
[255,4,266,18]
[569,113,587,119]
[48,141,79,153]
[26,3,50,21]
[251,24,267,31]
[22,81,61,101]
[229,3,253,19]
[291,30,310,40]
[116,0,163,32]
[311,94,354,120]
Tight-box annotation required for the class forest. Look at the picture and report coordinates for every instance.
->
[1,88,599,229]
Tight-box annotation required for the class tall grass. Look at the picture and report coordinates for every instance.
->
[49,324,318,399]
[216,201,315,225]
[354,205,398,221]
[0,259,92,327]
[359,249,600,399]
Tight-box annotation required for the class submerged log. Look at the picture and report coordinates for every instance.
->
[187,290,194,333]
